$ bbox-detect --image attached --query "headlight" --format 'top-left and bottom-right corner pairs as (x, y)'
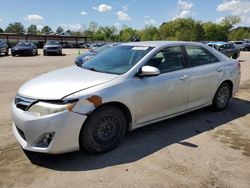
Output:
(28, 102), (75, 117)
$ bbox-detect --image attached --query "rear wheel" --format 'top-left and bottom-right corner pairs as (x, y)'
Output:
(212, 82), (231, 111)
(80, 105), (127, 153)
(11, 53), (16, 57)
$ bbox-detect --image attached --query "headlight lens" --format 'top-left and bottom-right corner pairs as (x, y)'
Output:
(28, 102), (74, 117)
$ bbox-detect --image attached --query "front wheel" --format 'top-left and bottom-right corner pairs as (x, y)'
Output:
(212, 82), (231, 111)
(232, 53), (238, 59)
(80, 105), (127, 153)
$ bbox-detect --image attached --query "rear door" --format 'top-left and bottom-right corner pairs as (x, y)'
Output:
(184, 45), (224, 109)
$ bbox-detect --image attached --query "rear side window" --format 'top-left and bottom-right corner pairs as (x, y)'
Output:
(185, 45), (219, 67)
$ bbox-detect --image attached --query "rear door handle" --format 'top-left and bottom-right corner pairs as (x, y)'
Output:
(180, 74), (189, 81)
(216, 67), (223, 72)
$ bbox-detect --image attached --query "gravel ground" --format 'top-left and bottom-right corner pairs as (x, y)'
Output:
(0, 49), (249, 188)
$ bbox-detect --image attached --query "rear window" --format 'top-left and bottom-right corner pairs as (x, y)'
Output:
(185, 45), (219, 67)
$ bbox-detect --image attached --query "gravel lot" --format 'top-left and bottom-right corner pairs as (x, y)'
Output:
(0, 49), (249, 188)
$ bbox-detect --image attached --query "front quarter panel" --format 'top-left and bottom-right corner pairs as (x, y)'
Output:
(64, 78), (137, 129)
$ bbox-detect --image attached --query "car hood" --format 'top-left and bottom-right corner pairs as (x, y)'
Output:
(44, 45), (60, 48)
(12, 47), (32, 50)
(18, 66), (118, 100)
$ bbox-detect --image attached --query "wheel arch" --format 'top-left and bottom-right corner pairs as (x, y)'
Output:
(100, 101), (132, 130)
(220, 80), (233, 96)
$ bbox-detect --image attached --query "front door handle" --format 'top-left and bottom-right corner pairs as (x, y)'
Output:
(180, 74), (189, 81)
(216, 67), (223, 72)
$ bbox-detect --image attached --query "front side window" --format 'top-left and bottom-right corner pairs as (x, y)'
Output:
(82, 45), (153, 75)
(147, 46), (185, 73)
(185, 45), (219, 67)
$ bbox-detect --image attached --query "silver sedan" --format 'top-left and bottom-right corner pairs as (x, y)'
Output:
(12, 41), (241, 154)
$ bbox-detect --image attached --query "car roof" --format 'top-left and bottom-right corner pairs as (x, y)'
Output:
(121, 41), (204, 47)
(207, 42), (228, 46)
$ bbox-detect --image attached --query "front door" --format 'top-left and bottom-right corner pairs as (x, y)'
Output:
(133, 46), (189, 125)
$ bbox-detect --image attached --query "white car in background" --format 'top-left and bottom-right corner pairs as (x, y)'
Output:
(230, 41), (246, 51)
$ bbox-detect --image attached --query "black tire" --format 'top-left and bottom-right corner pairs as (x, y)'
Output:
(11, 53), (15, 57)
(43, 52), (47, 56)
(232, 53), (238, 59)
(212, 82), (232, 111)
(80, 105), (127, 153)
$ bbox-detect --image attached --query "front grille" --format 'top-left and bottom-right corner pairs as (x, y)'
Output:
(15, 95), (37, 111)
(47, 47), (58, 50)
(16, 125), (26, 141)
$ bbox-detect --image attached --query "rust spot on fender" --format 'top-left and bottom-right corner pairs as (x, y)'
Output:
(87, 95), (103, 108)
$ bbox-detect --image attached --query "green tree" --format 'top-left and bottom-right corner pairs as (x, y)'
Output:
(119, 27), (138, 41)
(56, 26), (64, 34)
(41, 26), (52, 34)
(221, 15), (241, 31)
(5, 22), (25, 33)
(88, 21), (98, 33)
(228, 27), (250, 40)
(0, 27), (3, 33)
(202, 22), (227, 41)
(194, 22), (205, 41)
(159, 18), (199, 41)
(27, 24), (37, 34)
(139, 25), (160, 41)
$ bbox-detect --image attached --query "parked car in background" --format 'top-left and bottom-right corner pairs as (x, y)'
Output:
(11, 42), (38, 56)
(43, 41), (62, 55)
(59, 42), (74, 48)
(0, 40), (9, 56)
(12, 41), (240, 154)
(243, 40), (250, 51)
(207, 42), (240, 59)
(230, 41), (247, 51)
(89, 43), (106, 51)
(78, 43), (90, 48)
(75, 43), (120, 66)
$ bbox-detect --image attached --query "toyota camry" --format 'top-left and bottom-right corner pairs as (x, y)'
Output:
(12, 41), (241, 154)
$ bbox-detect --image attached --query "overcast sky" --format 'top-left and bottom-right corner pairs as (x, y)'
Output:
(0, 0), (249, 31)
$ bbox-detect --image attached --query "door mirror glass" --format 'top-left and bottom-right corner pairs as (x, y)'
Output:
(140, 65), (160, 76)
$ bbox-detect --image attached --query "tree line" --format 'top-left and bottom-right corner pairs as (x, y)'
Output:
(0, 16), (249, 42)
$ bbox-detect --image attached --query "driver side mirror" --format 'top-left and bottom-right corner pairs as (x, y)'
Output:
(138, 65), (160, 77)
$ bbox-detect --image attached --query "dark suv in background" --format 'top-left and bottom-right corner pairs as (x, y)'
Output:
(0, 40), (9, 56)
(207, 42), (240, 59)
(43, 41), (62, 55)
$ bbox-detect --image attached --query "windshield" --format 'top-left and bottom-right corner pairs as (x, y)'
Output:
(82, 45), (153, 75)
(94, 44), (117, 53)
(46, 41), (59, 45)
(16, 43), (32, 47)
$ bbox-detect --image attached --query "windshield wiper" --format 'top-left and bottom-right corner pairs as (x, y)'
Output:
(83, 66), (102, 73)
